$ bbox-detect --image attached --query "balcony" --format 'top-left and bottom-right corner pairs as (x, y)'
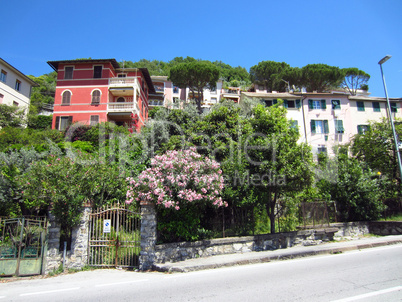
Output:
(107, 102), (136, 112)
(109, 77), (137, 87)
(154, 85), (164, 93)
(149, 100), (164, 107)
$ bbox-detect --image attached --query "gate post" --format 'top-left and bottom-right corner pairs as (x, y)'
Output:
(139, 200), (157, 271)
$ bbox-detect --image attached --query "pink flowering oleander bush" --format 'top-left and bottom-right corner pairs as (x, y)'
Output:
(126, 148), (226, 210)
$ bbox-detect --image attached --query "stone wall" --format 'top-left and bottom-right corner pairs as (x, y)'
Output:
(44, 207), (90, 273)
(154, 228), (339, 264)
(369, 221), (402, 235)
(153, 221), (402, 265)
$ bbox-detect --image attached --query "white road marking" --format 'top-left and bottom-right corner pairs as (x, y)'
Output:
(20, 287), (80, 296)
(95, 279), (148, 287)
(330, 285), (402, 302)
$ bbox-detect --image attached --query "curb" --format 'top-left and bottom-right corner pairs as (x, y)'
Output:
(153, 238), (402, 273)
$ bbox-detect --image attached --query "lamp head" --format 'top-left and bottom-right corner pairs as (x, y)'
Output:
(379, 55), (392, 65)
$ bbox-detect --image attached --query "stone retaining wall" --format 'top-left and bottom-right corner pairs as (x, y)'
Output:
(153, 221), (402, 265)
(154, 228), (339, 264)
(369, 221), (402, 235)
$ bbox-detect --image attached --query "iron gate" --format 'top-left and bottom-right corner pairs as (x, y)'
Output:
(88, 204), (141, 268)
(0, 217), (47, 276)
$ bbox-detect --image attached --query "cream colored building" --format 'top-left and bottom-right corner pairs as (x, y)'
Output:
(240, 91), (402, 158)
(0, 58), (38, 112)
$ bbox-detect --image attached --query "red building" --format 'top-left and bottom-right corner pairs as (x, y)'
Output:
(48, 59), (155, 132)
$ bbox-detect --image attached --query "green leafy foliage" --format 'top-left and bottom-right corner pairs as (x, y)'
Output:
(0, 104), (26, 128)
(27, 115), (53, 130)
(169, 61), (220, 113)
(300, 64), (344, 92)
(317, 152), (384, 221)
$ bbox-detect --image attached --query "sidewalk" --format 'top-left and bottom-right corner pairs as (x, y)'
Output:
(153, 235), (402, 273)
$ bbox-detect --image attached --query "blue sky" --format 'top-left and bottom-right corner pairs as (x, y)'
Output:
(2, 0), (402, 97)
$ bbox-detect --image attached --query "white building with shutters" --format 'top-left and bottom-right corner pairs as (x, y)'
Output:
(240, 91), (402, 158)
(0, 58), (38, 112)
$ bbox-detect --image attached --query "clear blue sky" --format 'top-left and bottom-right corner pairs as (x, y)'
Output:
(2, 0), (402, 97)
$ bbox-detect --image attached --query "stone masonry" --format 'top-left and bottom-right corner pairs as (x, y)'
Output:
(44, 207), (90, 273)
(139, 201), (157, 271)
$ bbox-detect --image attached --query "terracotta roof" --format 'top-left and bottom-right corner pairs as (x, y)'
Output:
(47, 58), (120, 71)
(242, 92), (300, 99)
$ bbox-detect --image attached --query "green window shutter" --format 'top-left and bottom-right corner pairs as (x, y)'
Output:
(67, 116), (73, 128)
(273, 99), (278, 105)
(296, 99), (301, 108)
(357, 125), (362, 134)
(372, 102), (380, 112)
(283, 99), (288, 108)
(55, 116), (60, 130)
(336, 120), (344, 133)
(310, 120), (316, 134)
(321, 99), (327, 109)
(308, 99), (313, 109)
(391, 102), (397, 113)
(323, 120), (329, 134)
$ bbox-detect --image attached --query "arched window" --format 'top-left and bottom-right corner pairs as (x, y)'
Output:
(62, 91), (71, 106)
(92, 90), (101, 105)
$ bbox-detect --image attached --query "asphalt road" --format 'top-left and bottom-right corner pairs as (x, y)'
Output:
(1, 244), (402, 301)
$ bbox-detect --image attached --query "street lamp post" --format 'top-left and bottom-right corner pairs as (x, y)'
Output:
(378, 55), (402, 184)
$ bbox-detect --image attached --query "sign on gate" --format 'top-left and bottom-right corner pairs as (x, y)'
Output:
(88, 204), (141, 268)
(103, 219), (111, 233)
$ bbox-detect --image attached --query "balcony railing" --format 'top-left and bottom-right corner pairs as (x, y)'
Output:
(149, 100), (164, 106)
(109, 77), (136, 86)
(107, 102), (135, 112)
(154, 85), (164, 93)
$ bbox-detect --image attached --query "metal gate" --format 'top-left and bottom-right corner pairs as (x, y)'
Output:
(0, 217), (47, 276)
(88, 204), (141, 268)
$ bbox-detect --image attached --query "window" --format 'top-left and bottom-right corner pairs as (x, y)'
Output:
(13, 101), (19, 106)
(210, 86), (217, 93)
(0, 93), (3, 104)
(308, 99), (326, 110)
(90, 115), (99, 126)
(0, 70), (7, 83)
(262, 99), (278, 107)
(93, 66), (103, 78)
(317, 145), (327, 154)
(357, 125), (370, 135)
(116, 97), (125, 103)
(284, 99), (301, 109)
(211, 97), (217, 103)
(334, 120), (344, 134)
(391, 102), (398, 113)
(311, 120), (329, 134)
(62, 91), (71, 105)
(15, 80), (21, 91)
(332, 100), (341, 110)
(117, 73), (127, 78)
(372, 102), (381, 112)
(290, 120), (298, 129)
(64, 67), (73, 79)
(357, 101), (365, 111)
(91, 90), (101, 105)
(284, 100), (294, 108)
(55, 116), (73, 131)
(173, 86), (179, 94)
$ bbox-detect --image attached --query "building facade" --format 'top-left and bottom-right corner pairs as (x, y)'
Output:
(0, 58), (38, 112)
(48, 59), (155, 132)
(240, 91), (402, 158)
(149, 76), (223, 111)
